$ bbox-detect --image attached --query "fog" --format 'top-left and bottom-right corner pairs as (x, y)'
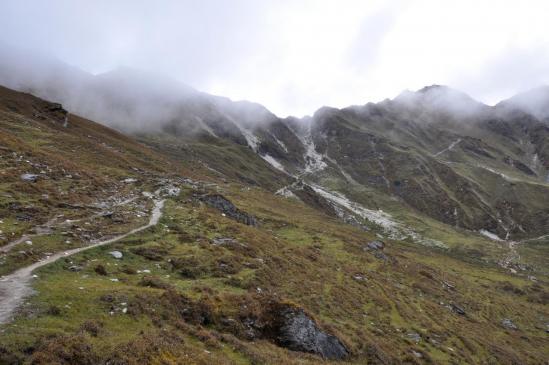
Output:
(1, 0), (549, 121)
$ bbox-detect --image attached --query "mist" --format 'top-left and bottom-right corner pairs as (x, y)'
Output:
(1, 0), (549, 119)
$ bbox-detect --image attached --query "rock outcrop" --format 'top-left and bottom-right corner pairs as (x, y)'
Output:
(199, 194), (258, 226)
(264, 303), (348, 360)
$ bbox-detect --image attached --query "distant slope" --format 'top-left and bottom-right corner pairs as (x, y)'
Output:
(0, 85), (184, 276)
(2, 46), (549, 241)
(0, 84), (548, 365)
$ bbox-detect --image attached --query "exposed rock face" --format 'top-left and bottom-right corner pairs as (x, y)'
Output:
(366, 240), (385, 251)
(200, 194), (258, 226)
(266, 304), (348, 360)
(290, 182), (337, 217)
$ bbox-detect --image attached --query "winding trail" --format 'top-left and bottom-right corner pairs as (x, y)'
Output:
(0, 196), (138, 254)
(1, 218), (57, 254)
(0, 199), (165, 324)
(434, 138), (462, 157)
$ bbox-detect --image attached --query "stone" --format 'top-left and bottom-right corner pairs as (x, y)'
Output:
(366, 240), (385, 251)
(20, 173), (39, 182)
(109, 251), (123, 259)
(374, 251), (389, 261)
(211, 237), (238, 246)
(407, 332), (421, 343)
(101, 211), (114, 218)
(450, 303), (465, 315)
(501, 318), (518, 330)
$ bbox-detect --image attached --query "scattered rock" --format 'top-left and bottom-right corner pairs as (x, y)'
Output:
(211, 237), (238, 246)
(501, 318), (518, 330)
(407, 332), (421, 343)
(16, 213), (33, 222)
(109, 251), (123, 259)
(442, 281), (456, 291)
(68, 265), (83, 272)
(101, 211), (114, 218)
(373, 251), (389, 261)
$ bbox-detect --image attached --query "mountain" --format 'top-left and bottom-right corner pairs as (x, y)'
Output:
(3, 47), (549, 242)
(497, 85), (549, 120)
(0, 57), (548, 363)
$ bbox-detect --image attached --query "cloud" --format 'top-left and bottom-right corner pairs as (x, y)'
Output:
(452, 47), (549, 105)
(0, 0), (548, 116)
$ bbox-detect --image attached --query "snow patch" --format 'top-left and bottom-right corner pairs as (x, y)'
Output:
(240, 127), (260, 151)
(195, 116), (218, 138)
(276, 186), (299, 199)
(291, 123), (326, 174)
(262, 154), (286, 173)
(479, 229), (502, 241)
(311, 185), (447, 248)
(272, 134), (289, 153)
(226, 115), (260, 151)
(301, 132), (327, 173)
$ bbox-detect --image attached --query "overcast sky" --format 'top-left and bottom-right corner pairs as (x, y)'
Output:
(1, 0), (548, 117)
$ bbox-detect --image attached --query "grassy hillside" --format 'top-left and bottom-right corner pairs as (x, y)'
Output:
(0, 86), (547, 364)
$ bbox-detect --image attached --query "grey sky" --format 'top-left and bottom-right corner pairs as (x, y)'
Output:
(1, 0), (548, 116)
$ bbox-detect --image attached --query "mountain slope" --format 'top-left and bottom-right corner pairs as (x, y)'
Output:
(0, 84), (548, 364)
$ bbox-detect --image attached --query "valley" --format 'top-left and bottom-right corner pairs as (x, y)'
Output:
(0, 75), (547, 364)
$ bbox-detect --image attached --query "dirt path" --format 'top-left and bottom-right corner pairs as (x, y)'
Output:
(0, 196), (138, 254)
(0, 217), (57, 254)
(0, 199), (165, 324)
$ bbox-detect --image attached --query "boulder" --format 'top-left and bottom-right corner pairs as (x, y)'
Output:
(109, 251), (123, 259)
(366, 240), (385, 251)
(450, 303), (465, 315)
(501, 318), (518, 330)
(266, 304), (348, 360)
(20, 173), (39, 182)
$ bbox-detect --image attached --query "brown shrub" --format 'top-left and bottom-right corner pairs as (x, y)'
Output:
(138, 276), (172, 290)
(79, 320), (103, 337)
(30, 334), (99, 365)
(94, 264), (108, 276)
(130, 245), (169, 261)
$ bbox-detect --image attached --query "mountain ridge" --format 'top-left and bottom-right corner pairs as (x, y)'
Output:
(0, 80), (548, 364)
